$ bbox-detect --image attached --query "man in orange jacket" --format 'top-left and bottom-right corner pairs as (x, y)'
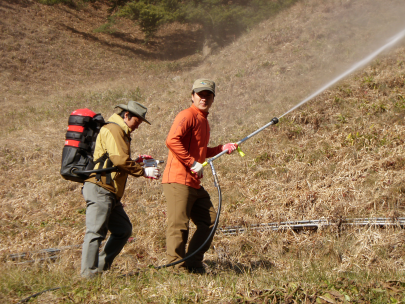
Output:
(162, 79), (238, 273)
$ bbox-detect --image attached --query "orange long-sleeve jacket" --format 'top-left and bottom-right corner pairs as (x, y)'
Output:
(162, 104), (223, 189)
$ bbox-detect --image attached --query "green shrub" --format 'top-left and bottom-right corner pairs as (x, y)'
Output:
(37, 0), (300, 42)
(93, 17), (117, 34)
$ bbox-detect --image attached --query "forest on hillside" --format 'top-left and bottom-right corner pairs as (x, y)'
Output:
(37, 0), (298, 40)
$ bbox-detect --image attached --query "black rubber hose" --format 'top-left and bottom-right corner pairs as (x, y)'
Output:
(154, 161), (222, 270)
(17, 288), (62, 304)
(121, 161), (223, 275)
(18, 161), (223, 301)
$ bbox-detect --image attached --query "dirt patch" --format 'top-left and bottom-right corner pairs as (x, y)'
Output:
(0, 0), (204, 103)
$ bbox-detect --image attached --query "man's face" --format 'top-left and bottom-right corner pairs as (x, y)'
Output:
(124, 113), (143, 132)
(192, 90), (214, 113)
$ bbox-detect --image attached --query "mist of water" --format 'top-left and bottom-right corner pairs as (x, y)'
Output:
(278, 27), (405, 119)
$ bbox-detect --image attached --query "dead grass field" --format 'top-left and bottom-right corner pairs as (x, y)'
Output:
(1, 0), (405, 302)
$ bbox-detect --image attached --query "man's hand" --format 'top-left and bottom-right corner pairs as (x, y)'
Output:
(135, 154), (153, 163)
(190, 161), (204, 178)
(222, 143), (238, 154)
(144, 167), (161, 179)
(195, 167), (204, 179)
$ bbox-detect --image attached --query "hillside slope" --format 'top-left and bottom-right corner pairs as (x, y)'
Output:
(0, 0), (203, 104)
(2, 0), (405, 302)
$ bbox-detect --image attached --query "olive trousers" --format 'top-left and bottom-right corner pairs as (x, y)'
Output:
(81, 182), (132, 278)
(163, 183), (217, 268)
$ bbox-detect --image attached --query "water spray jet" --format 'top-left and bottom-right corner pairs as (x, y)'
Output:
(206, 27), (405, 163)
(279, 27), (405, 120)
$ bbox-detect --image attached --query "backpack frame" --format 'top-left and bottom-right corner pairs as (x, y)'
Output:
(60, 108), (116, 183)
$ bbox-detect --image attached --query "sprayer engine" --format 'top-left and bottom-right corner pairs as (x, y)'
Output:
(143, 159), (164, 168)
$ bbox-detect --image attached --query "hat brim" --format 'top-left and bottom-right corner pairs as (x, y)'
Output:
(193, 88), (215, 96)
(115, 104), (151, 125)
(134, 115), (151, 125)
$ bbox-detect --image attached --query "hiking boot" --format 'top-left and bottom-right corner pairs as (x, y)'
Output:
(81, 271), (102, 280)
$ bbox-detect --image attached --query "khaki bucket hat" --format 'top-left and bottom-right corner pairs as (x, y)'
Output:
(192, 79), (216, 96)
(115, 101), (151, 125)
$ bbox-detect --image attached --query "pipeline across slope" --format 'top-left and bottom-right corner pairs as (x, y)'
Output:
(217, 217), (405, 236)
(6, 217), (405, 263)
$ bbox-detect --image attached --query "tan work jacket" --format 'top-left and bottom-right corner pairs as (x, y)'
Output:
(86, 113), (144, 198)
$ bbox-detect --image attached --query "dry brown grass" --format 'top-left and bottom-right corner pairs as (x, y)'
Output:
(2, 0), (405, 302)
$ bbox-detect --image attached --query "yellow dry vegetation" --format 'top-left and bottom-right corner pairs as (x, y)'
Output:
(1, 0), (405, 302)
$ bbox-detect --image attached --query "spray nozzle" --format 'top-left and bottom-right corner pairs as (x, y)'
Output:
(202, 144), (246, 167)
(271, 117), (279, 125)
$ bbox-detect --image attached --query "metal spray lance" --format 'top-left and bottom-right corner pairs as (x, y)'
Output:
(202, 117), (279, 166)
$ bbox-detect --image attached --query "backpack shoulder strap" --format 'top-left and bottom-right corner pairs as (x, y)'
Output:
(93, 122), (124, 185)
(104, 121), (131, 141)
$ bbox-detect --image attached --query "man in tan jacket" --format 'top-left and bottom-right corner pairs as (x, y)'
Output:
(81, 100), (160, 279)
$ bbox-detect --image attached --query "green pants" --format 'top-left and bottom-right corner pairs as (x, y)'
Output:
(81, 182), (132, 278)
(163, 183), (217, 268)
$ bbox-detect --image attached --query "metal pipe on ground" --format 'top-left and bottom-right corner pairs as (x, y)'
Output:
(7, 218), (404, 262)
(218, 218), (405, 236)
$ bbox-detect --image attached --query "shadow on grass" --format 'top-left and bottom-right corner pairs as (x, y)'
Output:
(206, 259), (273, 274)
(59, 24), (153, 58)
(59, 24), (204, 61)
(1, 0), (32, 7)
(4, 0), (301, 64)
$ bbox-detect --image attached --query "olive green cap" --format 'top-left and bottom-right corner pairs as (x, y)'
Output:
(115, 101), (151, 125)
(192, 79), (215, 96)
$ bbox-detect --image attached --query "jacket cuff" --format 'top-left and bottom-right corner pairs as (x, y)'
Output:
(187, 157), (195, 168)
